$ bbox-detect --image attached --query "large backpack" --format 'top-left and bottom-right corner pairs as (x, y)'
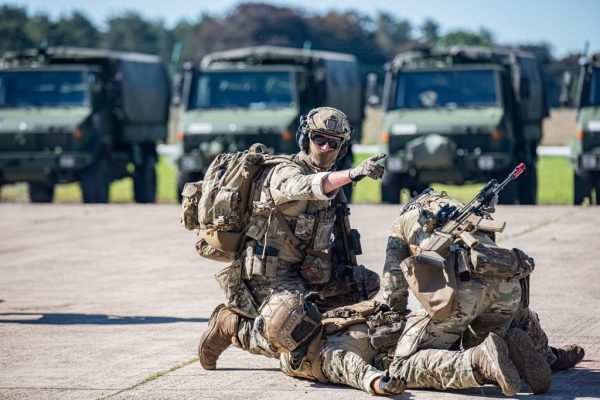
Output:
(180, 143), (295, 263)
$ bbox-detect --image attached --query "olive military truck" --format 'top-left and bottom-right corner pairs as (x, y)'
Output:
(380, 46), (548, 204)
(176, 46), (363, 201)
(0, 47), (170, 203)
(571, 52), (600, 204)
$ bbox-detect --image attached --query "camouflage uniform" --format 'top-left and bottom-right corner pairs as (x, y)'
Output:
(220, 108), (380, 358)
(279, 302), (496, 394)
(382, 192), (522, 366)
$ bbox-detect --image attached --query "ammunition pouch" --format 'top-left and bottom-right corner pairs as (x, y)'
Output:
(243, 241), (280, 279)
(400, 253), (457, 320)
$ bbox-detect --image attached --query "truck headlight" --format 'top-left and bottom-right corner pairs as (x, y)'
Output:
(180, 156), (201, 172)
(477, 155), (495, 170)
(386, 156), (404, 172)
(59, 155), (76, 168)
(581, 154), (598, 169)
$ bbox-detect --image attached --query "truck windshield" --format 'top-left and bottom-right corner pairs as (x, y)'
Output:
(191, 71), (294, 109)
(394, 69), (499, 109)
(583, 67), (600, 107)
(0, 70), (88, 108)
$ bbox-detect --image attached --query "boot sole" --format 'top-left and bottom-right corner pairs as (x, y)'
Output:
(484, 333), (521, 397)
(198, 304), (226, 370)
(506, 328), (552, 394)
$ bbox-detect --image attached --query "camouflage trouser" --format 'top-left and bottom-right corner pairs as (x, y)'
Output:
(391, 277), (521, 366)
(232, 266), (380, 358)
(279, 323), (384, 395)
(511, 305), (558, 366)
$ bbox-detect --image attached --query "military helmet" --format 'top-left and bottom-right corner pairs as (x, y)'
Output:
(304, 107), (352, 141)
(260, 291), (322, 353)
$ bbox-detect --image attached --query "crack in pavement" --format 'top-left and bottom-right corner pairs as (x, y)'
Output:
(96, 357), (198, 399)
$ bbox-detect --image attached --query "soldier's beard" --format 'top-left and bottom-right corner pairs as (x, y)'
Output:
(308, 141), (340, 169)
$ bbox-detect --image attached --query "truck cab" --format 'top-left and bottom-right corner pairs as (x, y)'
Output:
(380, 46), (547, 204)
(0, 47), (170, 203)
(177, 46), (363, 201)
(571, 53), (600, 204)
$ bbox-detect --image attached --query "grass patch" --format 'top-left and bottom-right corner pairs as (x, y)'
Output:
(1, 154), (574, 205)
(351, 154), (573, 205)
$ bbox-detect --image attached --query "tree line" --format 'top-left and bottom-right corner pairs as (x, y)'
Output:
(0, 2), (579, 106)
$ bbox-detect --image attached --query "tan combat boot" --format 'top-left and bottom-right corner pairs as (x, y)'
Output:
(198, 304), (239, 370)
(506, 328), (552, 394)
(550, 344), (585, 371)
(471, 332), (521, 397)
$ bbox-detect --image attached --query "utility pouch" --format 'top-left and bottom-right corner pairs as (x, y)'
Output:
(400, 253), (457, 320)
(180, 182), (203, 230)
(368, 320), (406, 350)
(294, 214), (316, 241)
(313, 219), (334, 251)
(469, 243), (519, 279)
(215, 260), (259, 318)
(300, 254), (332, 284)
(246, 214), (269, 242)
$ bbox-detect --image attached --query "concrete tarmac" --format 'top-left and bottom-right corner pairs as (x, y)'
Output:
(1, 204), (598, 399)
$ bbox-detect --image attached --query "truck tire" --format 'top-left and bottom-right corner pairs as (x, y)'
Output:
(518, 163), (537, 205)
(133, 149), (157, 204)
(80, 155), (111, 203)
(574, 171), (593, 205)
(177, 171), (203, 203)
(29, 182), (55, 203)
(381, 172), (401, 204)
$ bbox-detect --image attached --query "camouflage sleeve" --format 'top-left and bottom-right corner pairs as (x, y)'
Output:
(382, 235), (411, 314)
(269, 163), (338, 204)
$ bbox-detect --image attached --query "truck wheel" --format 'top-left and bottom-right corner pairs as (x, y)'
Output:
(29, 182), (55, 203)
(518, 163), (537, 205)
(177, 171), (203, 203)
(80, 155), (110, 203)
(574, 171), (593, 205)
(133, 150), (157, 203)
(381, 173), (401, 204)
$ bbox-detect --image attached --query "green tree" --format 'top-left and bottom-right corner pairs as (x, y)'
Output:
(52, 11), (99, 48)
(373, 12), (412, 59)
(0, 5), (34, 52)
(420, 18), (440, 43)
(102, 11), (165, 55)
(438, 28), (495, 47)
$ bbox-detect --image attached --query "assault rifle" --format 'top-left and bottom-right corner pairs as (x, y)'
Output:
(416, 163), (526, 272)
(334, 193), (369, 301)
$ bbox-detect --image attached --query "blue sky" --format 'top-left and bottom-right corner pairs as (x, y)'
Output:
(8, 0), (600, 56)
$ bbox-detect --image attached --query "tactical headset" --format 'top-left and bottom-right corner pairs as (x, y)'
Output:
(296, 109), (352, 160)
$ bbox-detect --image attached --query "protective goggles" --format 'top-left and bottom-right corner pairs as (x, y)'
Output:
(309, 132), (343, 150)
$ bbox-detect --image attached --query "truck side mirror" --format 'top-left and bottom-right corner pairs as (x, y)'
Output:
(559, 71), (573, 107)
(366, 73), (380, 106)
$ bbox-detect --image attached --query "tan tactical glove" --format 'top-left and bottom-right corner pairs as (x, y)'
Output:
(348, 153), (386, 182)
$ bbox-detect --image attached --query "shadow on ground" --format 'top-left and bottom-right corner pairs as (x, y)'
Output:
(0, 312), (207, 325)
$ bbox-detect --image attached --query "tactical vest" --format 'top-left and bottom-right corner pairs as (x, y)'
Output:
(242, 153), (344, 283)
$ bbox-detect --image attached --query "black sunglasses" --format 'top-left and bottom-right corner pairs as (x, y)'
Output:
(310, 132), (343, 150)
